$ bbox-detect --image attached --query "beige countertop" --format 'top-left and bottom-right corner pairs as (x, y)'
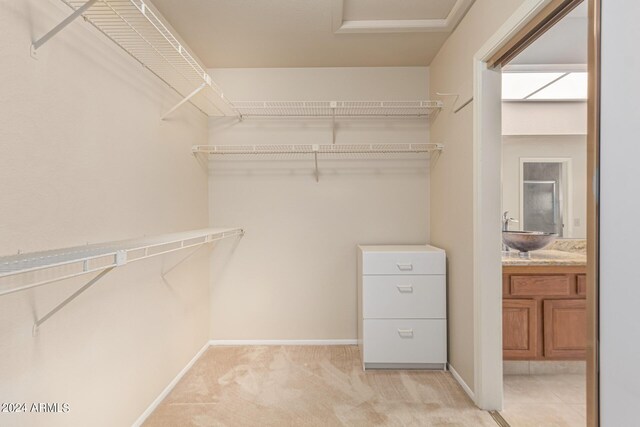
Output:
(502, 249), (587, 266)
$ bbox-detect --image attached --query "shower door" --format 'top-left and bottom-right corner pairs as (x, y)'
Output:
(521, 161), (565, 236)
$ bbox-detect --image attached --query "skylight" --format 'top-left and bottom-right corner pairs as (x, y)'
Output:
(502, 72), (587, 100)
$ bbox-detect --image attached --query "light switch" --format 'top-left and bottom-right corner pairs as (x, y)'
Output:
(574, 218), (581, 227)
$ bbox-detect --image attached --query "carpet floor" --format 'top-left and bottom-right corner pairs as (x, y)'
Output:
(143, 345), (496, 427)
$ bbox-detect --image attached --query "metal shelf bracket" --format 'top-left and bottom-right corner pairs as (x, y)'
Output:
(32, 266), (114, 337)
(161, 83), (206, 120)
(31, 0), (98, 58)
(330, 101), (337, 144)
(312, 144), (320, 182)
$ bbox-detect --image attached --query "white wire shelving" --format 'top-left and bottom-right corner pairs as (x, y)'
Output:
(232, 101), (443, 118)
(32, 0), (237, 118)
(0, 227), (244, 334)
(193, 143), (443, 182)
(230, 101), (442, 143)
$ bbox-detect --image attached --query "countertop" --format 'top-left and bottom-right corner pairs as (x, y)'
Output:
(502, 249), (587, 266)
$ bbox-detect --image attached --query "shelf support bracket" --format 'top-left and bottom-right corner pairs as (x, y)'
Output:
(31, 0), (99, 57)
(161, 83), (206, 120)
(32, 266), (115, 337)
(330, 101), (337, 144)
(313, 145), (320, 182)
(161, 245), (203, 280)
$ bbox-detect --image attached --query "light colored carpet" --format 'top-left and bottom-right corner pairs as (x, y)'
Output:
(144, 346), (495, 427)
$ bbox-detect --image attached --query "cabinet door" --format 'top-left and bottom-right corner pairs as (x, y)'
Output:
(543, 299), (587, 359)
(503, 299), (538, 359)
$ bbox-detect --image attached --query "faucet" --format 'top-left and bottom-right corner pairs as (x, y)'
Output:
(502, 211), (519, 251)
(502, 211), (519, 232)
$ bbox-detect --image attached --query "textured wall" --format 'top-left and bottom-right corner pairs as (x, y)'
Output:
(0, 1), (210, 425)
(207, 67), (430, 340)
(428, 0), (527, 391)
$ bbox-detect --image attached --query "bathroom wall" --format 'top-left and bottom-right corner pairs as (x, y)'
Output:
(0, 1), (210, 425)
(207, 67), (430, 340)
(503, 101), (587, 136)
(502, 135), (587, 238)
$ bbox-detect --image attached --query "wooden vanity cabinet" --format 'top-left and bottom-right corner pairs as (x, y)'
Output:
(503, 265), (587, 360)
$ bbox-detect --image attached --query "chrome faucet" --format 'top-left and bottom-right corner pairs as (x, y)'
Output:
(502, 211), (519, 232)
(502, 211), (519, 251)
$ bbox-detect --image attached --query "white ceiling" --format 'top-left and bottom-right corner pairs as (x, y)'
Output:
(510, 2), (587, 66)
(151, 0), (474, 68)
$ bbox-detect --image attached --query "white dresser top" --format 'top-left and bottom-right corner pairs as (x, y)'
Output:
(358, 244), (444, 253)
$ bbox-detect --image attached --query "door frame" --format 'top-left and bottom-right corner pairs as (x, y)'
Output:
(471, 0), (598, 420)
(519, 157), (573, 237)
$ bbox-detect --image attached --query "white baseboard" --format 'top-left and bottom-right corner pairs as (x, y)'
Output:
(448, 363), (475, 401)
(132, 342), (210, 427)
(209, 339), (358, 346)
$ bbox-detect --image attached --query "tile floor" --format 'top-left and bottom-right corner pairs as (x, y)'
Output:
(501, 373), (586, 427)
(144, 345), (497, 427)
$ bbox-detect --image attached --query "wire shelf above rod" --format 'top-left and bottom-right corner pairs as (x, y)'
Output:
(231, 101), (443, 118)
(193, 143), (443, 182)
(193, 143), (444, 156)
(39, 0), (237, 117)
(0, 227), (244, 297)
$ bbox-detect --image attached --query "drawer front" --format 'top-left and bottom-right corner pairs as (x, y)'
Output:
(362, 251), (445, 275)
(363, 275), (446, 319)
(510, 275), (571, 296)
(363, 319), (447, 364)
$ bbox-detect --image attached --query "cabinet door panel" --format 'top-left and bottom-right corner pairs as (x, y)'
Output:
(503, 299), (538, 359)
(543, 299), (587, 359)
(577, 275), (587, 296)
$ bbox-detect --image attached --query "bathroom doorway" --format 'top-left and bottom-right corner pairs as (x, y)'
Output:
(496, 2), (590, 426)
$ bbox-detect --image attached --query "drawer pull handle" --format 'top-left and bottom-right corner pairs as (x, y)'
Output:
(397, 329), (414, 337)
(396, 285), (414, 293)
(396, 263), (413, 271)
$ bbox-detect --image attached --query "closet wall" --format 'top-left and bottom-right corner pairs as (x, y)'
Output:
(207, 67), (430, 340)
(0, 1), (209, 426)
(429, 0), (528, 393)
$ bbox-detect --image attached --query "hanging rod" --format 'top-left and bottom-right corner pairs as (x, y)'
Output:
(33, 0), (238, 117)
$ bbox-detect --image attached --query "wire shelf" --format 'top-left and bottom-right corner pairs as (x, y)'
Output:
(0, 227), (244, 296)
(193, 143), (443, 156)
(232, 101), (443, 118)
(58, 0), (237, 116)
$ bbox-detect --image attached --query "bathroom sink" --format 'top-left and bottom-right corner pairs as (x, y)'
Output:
(502, 231), (557, 256)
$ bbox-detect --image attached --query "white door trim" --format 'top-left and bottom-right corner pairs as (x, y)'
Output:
(472, 0), (554, 410)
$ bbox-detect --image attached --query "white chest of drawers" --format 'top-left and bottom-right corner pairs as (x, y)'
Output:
(357, 245), (447, 370)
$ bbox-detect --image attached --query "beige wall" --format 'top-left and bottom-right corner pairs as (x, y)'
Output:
(429, 0), (527, 392)
(502, 135), (587, 238)
(503, 101), (587, 135)
(0, 1), (210, 425)
(207, 67), (430, 340)
(503, 101), (587, 238)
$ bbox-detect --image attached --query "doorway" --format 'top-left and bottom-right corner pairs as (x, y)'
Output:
(472, 0), (598, 426)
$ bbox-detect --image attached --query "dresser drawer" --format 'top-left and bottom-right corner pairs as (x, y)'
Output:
(363, 319), (446, 364)
(361, 248), (445, 275)
(362, 275), (446, 319)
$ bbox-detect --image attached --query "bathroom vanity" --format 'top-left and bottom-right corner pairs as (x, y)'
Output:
(502, 249), (587, 360)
